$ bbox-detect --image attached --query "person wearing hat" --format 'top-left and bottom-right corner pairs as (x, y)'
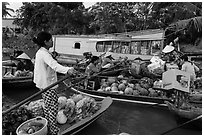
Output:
(16, 53), (34, 71)
(33, 31), (76, 135)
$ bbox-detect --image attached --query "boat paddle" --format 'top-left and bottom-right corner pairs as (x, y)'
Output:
(160, 115), (202, 135)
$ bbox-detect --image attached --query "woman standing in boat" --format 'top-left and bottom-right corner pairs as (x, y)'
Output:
(33, 31), (76, 135)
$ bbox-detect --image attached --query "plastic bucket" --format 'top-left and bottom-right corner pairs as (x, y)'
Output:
(16, 116), (48, 135)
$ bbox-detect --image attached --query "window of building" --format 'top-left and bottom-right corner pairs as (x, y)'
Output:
(96, 41), (104, 52)
(151, 40), (162, 55)
(74, 42), (80, 49)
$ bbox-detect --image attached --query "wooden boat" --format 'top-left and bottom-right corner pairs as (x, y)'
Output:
(58, 96), (112, 135)
(2, 76), (35, 88)
(70, 87), (172, 106)
(165, 101), (202, 120)
(165, 101), (202, 129)
(2, 63), (35, 88)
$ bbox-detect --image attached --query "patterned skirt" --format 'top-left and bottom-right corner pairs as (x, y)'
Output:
(42, 89), (59, 135)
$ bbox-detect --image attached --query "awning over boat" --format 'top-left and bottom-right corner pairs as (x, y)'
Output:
(89, 38), (131, 42)
(131, 32), (165, 41)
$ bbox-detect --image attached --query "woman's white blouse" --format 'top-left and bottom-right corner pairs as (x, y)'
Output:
(34, 47), (71, 89)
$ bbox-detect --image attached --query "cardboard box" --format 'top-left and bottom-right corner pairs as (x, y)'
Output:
(162, 69), (190, 93)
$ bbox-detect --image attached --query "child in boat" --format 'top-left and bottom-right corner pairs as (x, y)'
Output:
(33, 31), (76, 135)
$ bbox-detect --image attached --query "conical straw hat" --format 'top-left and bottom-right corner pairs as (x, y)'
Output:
(16, 53), (31, 60)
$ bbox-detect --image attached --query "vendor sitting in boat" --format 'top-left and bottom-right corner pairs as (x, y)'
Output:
(78, 52), (93, 66)
(13, 53), (34, 77)
(85, 56), (101, 76)
(85, 56), (101, 90)
(16, 53), (34, 72)
(101, 52), (116, 70)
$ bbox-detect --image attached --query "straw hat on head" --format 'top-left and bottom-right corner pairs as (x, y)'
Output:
(162, 43), (175, 53)
(16, 53), (31, 60)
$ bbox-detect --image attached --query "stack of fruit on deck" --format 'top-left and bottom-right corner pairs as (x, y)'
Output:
(96, 75), (171, 99)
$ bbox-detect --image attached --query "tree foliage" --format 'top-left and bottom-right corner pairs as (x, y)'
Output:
(11, 2), (202, 35)
(14, 2), (86, 34)
(2, 2), (14, 18)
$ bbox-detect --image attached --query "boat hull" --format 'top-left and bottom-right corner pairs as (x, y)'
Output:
(58, 96), (112, 135)
(71, 87), (171, 106)
(165, 101), (202, 129)
(2, 76), (35, 88)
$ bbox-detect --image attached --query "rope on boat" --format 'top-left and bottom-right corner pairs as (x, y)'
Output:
(161, 115), (202, 135)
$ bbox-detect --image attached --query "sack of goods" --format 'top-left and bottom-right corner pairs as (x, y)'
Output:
(25, 99), (45, 117)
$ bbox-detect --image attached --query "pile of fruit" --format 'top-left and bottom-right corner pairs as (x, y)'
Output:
(2, 107), (33, 135)
(97, 75), (165, 98)
(14, 70), (33, 77)
(56, 94), (101, 124)
(3, 70), (33, 78)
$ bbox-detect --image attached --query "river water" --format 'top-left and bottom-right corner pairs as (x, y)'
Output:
(2, 77), (202, 135)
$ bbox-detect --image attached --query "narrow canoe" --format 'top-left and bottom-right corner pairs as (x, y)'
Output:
(71, 87), (172, 107)
(58, 96), (112, 135)
(2, 76), (35, 88)
(165, 101), (202, 129)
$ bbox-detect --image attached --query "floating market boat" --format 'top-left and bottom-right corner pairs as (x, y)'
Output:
(70, 87), (172, 106)
(2, 76), (35, 88)
(165, 101), (202, 129)
(58, 96), (112, 135)
(64, 74), (172, 106)
(4, 96), (112, 135)
(2, 61), (35, 88)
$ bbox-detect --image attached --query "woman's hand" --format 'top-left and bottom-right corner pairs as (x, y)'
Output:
(67, 67), (77, 75)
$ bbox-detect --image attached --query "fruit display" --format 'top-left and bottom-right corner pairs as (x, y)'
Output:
(2, 107), (33, 135)
(14, 70), (33, 77)
(56, 94), (101, 124)
(97, 76), (165, 98)
(3, 70), (33, 78)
